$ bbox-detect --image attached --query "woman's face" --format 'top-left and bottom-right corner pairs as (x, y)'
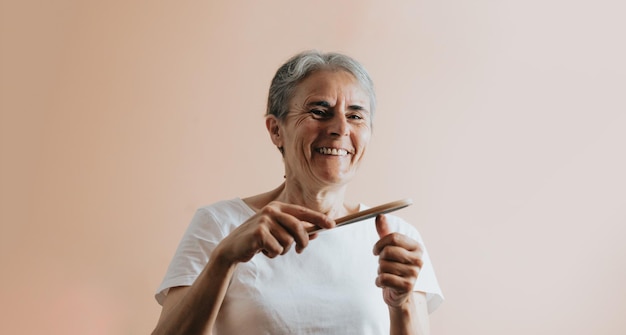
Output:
(267, 70), (372, 188)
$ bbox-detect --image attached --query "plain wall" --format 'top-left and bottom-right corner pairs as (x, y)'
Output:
(1, 0), (625, 334)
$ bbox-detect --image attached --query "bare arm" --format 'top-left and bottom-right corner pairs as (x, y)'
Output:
(152, 253), (235, 335)
(388, 292), (430, 335)
(374, 214), (431, 335)
(152, 202), (335, 335)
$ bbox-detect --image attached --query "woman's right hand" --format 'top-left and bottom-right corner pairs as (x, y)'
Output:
(213, 201), (336, 264)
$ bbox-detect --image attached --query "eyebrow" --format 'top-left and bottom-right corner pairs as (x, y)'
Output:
(308, 101), (331, 108)
(308, 101), (369, 112)
(348, 104), (366, 111)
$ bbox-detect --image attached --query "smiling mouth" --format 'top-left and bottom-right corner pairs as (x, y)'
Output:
(316, 147), (350, 156)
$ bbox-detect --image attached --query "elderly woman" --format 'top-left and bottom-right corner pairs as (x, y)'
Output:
(153, 51), (443, 335)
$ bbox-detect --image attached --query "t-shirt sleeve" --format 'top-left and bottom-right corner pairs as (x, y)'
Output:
(155, 207), (225, 305)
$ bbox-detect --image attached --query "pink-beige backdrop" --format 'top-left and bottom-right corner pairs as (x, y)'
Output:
(1, 1), (625, 334)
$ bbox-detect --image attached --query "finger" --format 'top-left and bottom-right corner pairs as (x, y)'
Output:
(375, 214), (392, 238)
(268, 202), (337, 251)
(373, 232), (421, 256)
(375, 273), (415, 293)
(378, 259), (421, 279)
(259, 205), (305, 249)
(378, 245), (424, 267)
(277, 203), (336, 230)
(268, 208), (311, 252)
(246, 214), (288, 258)
(259, 233), (285, 258)
(268, 222), (297, 255)
(246, 215), (291, 257)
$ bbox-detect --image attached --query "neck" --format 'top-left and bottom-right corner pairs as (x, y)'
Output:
(243, 180), (359, 219)
(276, 181), (349, 218)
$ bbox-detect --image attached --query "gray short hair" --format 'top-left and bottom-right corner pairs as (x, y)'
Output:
(266, 50), (376, 121)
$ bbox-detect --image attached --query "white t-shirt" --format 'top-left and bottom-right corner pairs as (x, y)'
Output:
(156, 198), (444, 334)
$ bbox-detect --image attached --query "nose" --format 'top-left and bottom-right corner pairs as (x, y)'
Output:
(327, 112), (349, 137)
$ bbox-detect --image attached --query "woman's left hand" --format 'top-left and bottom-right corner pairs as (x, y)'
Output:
(373, 214), (424, 308)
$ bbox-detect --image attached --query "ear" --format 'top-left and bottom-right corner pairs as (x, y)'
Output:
(266, 115), (283, 147)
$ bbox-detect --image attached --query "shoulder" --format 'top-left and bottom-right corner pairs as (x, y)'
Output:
(186, 198), (256, 239)
(197, 198), (254, 220)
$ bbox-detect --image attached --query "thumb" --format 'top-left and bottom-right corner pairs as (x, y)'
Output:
(375, 214), (392, 238)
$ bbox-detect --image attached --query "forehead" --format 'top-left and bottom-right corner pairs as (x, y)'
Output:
(291, 70), (370, 106)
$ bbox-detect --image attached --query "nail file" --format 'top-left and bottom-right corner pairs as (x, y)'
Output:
(307, 198), (413, 235)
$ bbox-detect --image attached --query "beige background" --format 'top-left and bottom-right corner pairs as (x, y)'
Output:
(1, 0), (625, 334)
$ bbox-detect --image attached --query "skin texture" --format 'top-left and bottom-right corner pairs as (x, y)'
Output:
(152, 70), (430, 335)
(265, 69), (372, 216)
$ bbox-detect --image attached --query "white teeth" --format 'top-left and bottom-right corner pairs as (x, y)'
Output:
(318, 148), (348, 156)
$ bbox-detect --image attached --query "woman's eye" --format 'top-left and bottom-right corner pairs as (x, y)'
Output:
(348, 114), (362, 120)
(310, 109), (328, 117)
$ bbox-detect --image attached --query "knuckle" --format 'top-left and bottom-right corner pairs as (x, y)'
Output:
(378, 248), (390, 259)
(251, 228), (265, 242)
(292, 222), (306, 235)
(388, 233), (401, 245)
(283, 235), (295, 246)
(408, 252), (423, 266)
(294, 206), (307, 216)
(401, 281), (413, 292)
(261, 205), (278, 216)
(414, 248), (424, 259)
(257, 215), (272, 226)
(415, 257), (424, 268)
